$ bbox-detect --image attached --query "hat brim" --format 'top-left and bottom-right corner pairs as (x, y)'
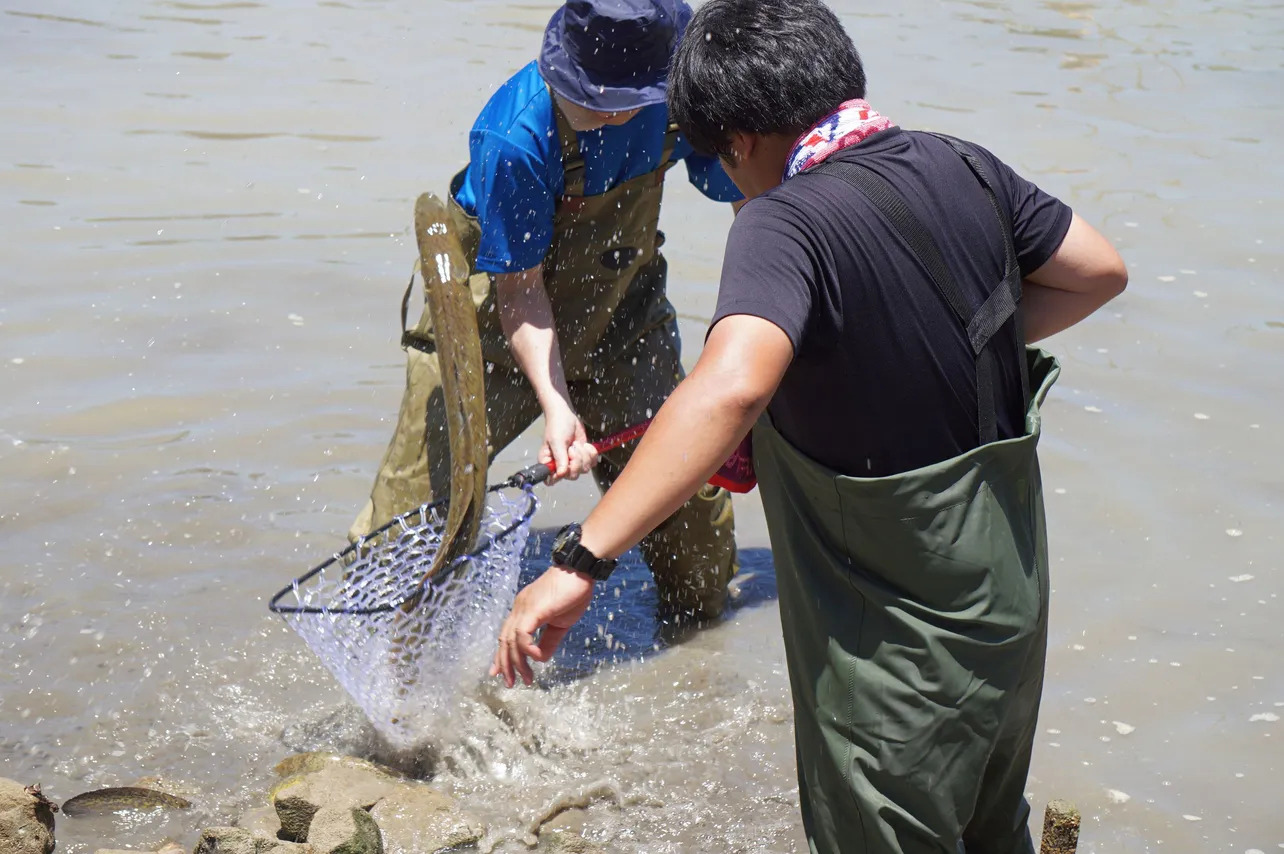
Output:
(537, 5), (683, 113)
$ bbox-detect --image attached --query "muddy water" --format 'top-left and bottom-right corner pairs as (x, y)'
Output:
(2, 0), (1281, 851)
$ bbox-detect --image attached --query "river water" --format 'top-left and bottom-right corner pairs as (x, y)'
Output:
(2, 0), (1281, 851)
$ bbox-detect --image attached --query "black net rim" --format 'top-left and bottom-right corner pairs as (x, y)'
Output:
(267, 484), (536, 616)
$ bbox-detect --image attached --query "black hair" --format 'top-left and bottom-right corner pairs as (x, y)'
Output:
(668, 0), (867, 158)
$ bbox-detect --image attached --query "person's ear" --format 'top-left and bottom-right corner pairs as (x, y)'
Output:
(728, 131), (756, 164)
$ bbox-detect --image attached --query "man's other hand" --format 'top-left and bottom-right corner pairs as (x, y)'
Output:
(490, 566), (593, 687)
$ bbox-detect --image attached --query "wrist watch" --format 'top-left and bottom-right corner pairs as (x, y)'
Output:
(551, 523), (617, 581)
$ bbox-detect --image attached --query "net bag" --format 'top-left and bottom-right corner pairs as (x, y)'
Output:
(270, 486), (537, 749)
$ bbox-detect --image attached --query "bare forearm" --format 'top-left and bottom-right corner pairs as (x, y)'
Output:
(580, 368), (758, 560)
(495, 268), (569, 407)
(1022, 281), (1117, 343)
(577, 315), (793, 561)
(1022, 212), (1127, 342)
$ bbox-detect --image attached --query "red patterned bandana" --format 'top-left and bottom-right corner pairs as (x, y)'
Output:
(784, 99), (895, 180)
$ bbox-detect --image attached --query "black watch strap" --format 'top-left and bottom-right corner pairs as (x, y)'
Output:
(552, 523), (617, 582)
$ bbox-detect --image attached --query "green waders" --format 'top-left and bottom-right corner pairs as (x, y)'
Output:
(351, 98), (737, 618)
(753, 139), (1061, 853)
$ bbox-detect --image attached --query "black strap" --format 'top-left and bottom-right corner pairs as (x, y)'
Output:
(815, 151), (1026, 444)
(927, 133), (1030, 411)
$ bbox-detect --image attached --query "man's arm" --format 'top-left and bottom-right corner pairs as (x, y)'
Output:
(490, 313), (794, 686)
(1021, 212), (1128, 342)
(494, 266), (595, 480)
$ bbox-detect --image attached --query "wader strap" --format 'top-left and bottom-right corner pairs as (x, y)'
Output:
(551, 91), (587, 197)
(816, 158), (1023, 444)
(928, 132), (1031, 411)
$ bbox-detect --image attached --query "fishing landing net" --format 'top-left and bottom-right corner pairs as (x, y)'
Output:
(269, 486), (537, 749)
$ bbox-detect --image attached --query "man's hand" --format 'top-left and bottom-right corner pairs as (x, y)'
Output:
(540, 398), (599, 483)
(490, 566), (594, 687)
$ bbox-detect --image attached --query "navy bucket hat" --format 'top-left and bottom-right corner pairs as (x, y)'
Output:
(538, 0), (693, 113)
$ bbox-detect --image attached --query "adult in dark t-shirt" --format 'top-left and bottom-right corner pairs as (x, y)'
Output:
(492, 1), (1128, 851)
(714, 128), (1073, 476)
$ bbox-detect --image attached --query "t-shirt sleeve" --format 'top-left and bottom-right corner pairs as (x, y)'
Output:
(709, 198), (817, 353)
(682, 151), (745, 204)
(470, 129), (556, 274)
(967, 143), (1074, 277)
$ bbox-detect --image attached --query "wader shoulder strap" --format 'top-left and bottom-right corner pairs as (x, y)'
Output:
(815, 156), (1025, 444)
(926, 132), (1030, 411)
(550, 91), (587, 197)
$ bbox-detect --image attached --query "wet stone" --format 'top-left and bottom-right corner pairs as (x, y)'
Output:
(368, 786), (484, 854)
(272, 754), (400, 781)
(271, 766), (396, 841)
(0, 779), (56, 854)
(306, 806), (382, 854)
(236, 805), (283, 839)
(194, 828), (313, 854)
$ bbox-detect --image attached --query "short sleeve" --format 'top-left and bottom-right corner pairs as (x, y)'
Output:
(967, 143), (1074, 277)
(470, 130), (557, 273)
(682, 151), (744, 204)
(710, 198), (817, 352)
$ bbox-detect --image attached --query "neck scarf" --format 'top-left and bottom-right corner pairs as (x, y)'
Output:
(783, 99), (895, 181)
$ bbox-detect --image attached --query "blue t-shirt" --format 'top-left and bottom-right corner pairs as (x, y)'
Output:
(454, 61), (743, 274)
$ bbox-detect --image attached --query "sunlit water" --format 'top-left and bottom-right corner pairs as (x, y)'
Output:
(2, 0), (1281, 851)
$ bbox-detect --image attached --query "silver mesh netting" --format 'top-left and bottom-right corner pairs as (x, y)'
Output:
(276, 488), (537, 749)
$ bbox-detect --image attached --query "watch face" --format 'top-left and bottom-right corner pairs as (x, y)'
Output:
(552, 523), (580, 563)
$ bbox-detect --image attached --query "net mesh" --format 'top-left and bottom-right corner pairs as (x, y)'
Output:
(274, 488), (537, 749)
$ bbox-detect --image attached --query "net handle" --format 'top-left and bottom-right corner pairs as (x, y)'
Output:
(503, 419), (653, 489)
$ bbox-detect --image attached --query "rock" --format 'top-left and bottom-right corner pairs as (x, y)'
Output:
(272, 767), (396, 842)
(369, 786), (484, 854)
(194, 827), (313, 854)
(272, 755), (400, 781)
(537, 831), (607, 854)
(236, 806), (283, 839)
(0, 778), (56, 854)
(307, 807), (382, 854)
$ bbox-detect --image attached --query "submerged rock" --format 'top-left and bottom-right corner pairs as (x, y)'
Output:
(194, 827), (312, 854)
(306, 807), (383, 854)
(368, 787), (484, 854)
(0, 779), (56, 854)
(236, 806), (283, 839)
(271, 766), (395, 842)
(537, 831), (607, 854)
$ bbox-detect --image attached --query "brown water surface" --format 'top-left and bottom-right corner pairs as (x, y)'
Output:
(2, 0), (1282, 851)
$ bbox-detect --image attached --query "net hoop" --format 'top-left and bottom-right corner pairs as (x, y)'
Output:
(268, 484), (536, 616)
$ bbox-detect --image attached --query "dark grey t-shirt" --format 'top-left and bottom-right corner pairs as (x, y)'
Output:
(712, 128), (1072, 477)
